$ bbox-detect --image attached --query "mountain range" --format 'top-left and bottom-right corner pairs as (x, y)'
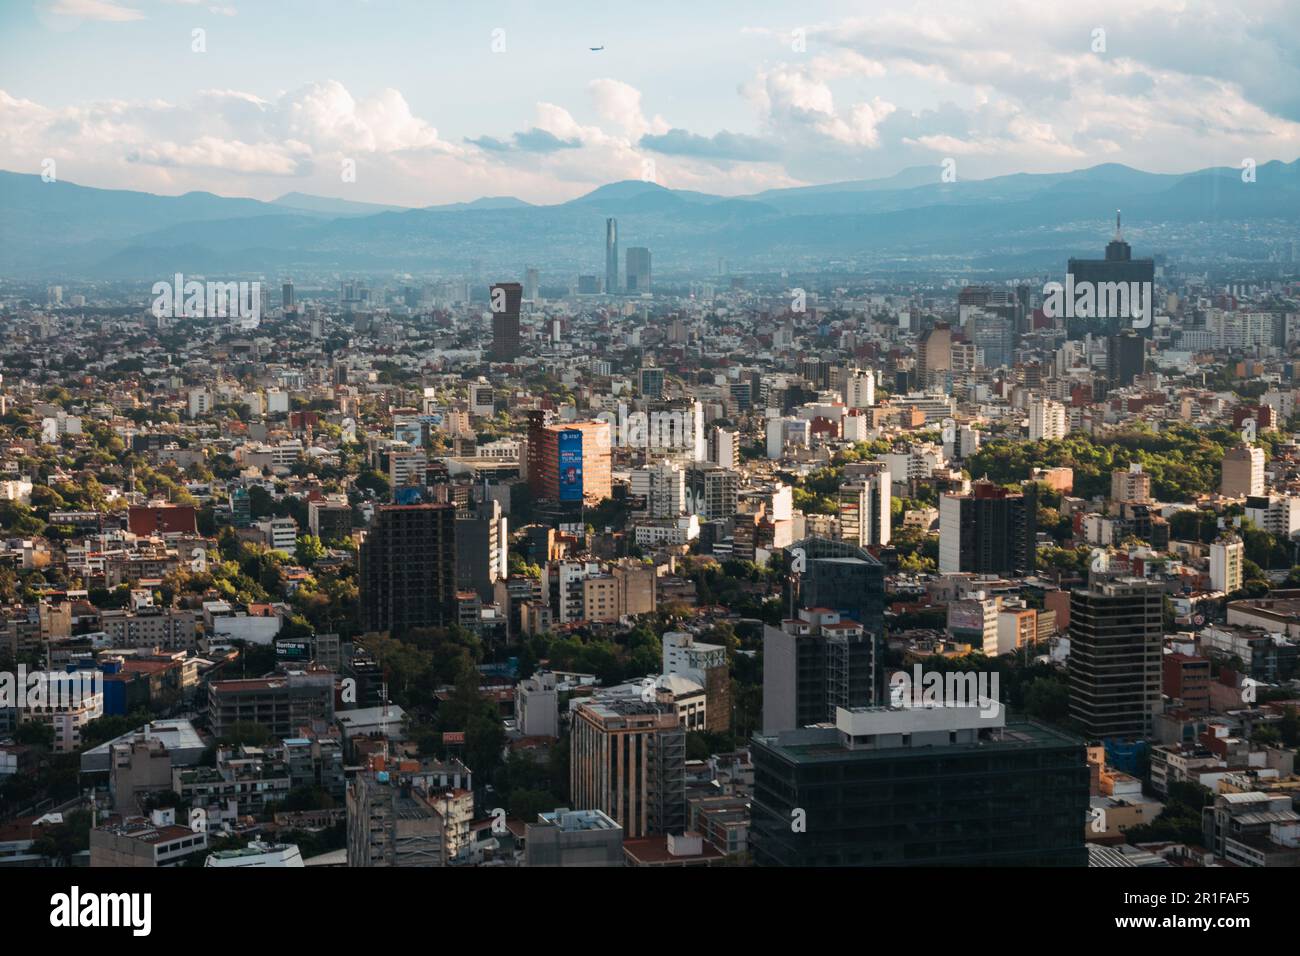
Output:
(1, 159), (1297, 280)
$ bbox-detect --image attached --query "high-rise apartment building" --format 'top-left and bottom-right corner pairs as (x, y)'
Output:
(1221, 443), (1265, 497)
(1067, 576), (1164, 739)
(836, 474), (891, 547)
(686, 465), (739, 521)
(1209, 536), (1244, 594)
(843, 368), (876, 408)
(1028, 398), (1067, 441)
(1110, 463), (1152, 504)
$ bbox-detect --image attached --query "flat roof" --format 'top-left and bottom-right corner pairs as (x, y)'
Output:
(756, 716), (1082, 764)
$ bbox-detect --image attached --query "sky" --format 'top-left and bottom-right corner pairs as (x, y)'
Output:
(1, 0), (1298, 206)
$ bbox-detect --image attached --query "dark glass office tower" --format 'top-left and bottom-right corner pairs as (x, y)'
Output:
(1066, 212), (1156, 339)
(751, 708), (1088, 866)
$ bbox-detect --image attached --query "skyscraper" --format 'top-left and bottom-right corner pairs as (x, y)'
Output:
(604, 218), (619, 294)
(1067, 576), (1164, 739)
(359, 504), (457, 633)
(1065, 212), (1156, 339)
(489, 281), (522, 361)
(625, 246), (651, 293)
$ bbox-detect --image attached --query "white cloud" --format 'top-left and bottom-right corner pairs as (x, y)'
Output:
(45, 0), (144, 21)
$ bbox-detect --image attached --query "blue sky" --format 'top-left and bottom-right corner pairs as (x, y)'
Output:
(2, 0), (1298, 205)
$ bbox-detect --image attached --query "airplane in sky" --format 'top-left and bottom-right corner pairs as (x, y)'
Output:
(590, 45), (604, 51)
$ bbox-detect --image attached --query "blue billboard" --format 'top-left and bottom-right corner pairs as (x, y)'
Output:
(394, 485), (424, 505)
(558, 429), (583, 502)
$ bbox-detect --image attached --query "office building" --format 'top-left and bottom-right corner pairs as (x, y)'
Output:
(455, 498), (506, 601)
(359, 504), (457, 633)
(206, 670), (335, 741)
(526, 419), (612, 504)
(639, 366), (665, 400)
(570, 699), (685, 839)
(1065, 213), (1156, 339)
(1067, 577), (1164, 739)
(751, 706), (1088, 866)
(917, 324), (952, 381)
(794, 536), (886, 636)
(1108, 331), (1145, 388)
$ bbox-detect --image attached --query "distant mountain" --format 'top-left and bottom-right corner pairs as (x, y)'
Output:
(272, 192), (409, 216)
(424, 196), (533, 211)
(1, 160), (1296, 278)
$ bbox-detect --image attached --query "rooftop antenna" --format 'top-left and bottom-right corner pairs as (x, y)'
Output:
(1114, 209), (1122, 241)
